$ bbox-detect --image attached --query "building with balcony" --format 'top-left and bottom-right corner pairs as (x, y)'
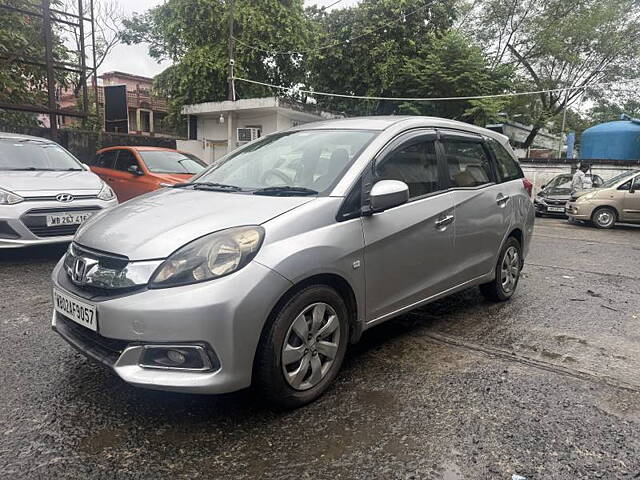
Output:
(52, 71), (171, 136)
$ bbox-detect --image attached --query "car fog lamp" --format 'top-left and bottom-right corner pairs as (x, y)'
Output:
(140, 345), (216, 371)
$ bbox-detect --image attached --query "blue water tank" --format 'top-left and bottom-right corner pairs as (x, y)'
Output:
(581, 115), (640, 160)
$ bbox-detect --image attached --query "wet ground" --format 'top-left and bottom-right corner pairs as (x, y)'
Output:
(1, 217), (639, 479)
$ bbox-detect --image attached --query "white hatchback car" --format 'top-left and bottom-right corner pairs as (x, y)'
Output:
(0, 133), (117, 248)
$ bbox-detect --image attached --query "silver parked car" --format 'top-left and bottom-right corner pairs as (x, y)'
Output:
(51, 117), (534, 407)
(0, 133), (118, 248)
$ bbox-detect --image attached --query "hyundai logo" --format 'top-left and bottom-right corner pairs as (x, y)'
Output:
(56, 193), (74, 202)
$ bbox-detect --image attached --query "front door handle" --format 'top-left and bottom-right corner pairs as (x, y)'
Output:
(435, 214), (455, 230)
(496, 194), (510, 206)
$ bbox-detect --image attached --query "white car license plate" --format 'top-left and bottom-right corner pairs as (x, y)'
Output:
(547, 206), (565, 212)
(46, 212), (94, 227)
(53, 288), (98, 331)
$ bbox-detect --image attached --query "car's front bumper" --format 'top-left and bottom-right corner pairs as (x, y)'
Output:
(0, 197), (117, 248)
(534, 199), (568, 216)
(565, 202), (594, 220)
(51, 258), (292, 394)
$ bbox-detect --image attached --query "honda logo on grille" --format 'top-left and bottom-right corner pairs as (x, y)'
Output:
(72, 258), (87, 284)
(70, 256), (98, 285)
(56, 193), (74, 202)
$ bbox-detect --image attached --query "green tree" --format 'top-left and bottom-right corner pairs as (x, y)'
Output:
(122, 0), (313, 124)
(305, 1), (511, 125)
(467, 0), (640, 147)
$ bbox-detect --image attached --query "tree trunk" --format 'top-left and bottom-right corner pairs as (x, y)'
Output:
(523, 125), (542, 149)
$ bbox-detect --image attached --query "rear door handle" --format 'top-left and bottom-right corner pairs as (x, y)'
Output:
(496, 194), (510, 206)
(435, 214), (455, 230)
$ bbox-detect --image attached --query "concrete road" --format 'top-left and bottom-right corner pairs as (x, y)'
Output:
(1, 218), (639, 479)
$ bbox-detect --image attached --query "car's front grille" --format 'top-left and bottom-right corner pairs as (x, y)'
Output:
(54, 314), (130, 367)
(546, 199), (567, 206)
(23, 194), (98, 202)
(20, 206), (101, 238)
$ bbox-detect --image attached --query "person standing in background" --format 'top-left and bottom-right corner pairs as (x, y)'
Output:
(572, 164), (592, 194)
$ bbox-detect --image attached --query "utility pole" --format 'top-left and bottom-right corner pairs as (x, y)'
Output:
(558, 88), (570, 158)
(42, 0), (58, 139)
(227, 0), (236, 101)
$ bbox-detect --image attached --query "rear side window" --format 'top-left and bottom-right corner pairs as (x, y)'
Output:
(487, 138), (523, 183)
(375, 140), (441, 199)
(442, 140), (493, 188)
(93, 150), (118, 168)
(114, 150), (138, 172)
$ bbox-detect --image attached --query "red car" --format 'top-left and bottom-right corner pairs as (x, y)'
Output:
(89, 146), (207, 202)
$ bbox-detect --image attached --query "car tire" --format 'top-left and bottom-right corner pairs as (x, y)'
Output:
(591, 207), (617, 229)
(480, 236), (522, 302)
(254, 284), (349, 409)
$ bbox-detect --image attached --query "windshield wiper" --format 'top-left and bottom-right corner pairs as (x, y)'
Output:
(170, 181), (242, 191)
(252, 186), (318, 196)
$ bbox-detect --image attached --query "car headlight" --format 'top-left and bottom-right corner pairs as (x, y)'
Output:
(534, 196), (546, 205)
(0, 187), (23, 205)
(97, 181), (116, 201)
(149, 226), (265, 288)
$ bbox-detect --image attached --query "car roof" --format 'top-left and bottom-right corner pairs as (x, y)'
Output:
(0, 131), (57, 143)
(290, 116), (510, 143)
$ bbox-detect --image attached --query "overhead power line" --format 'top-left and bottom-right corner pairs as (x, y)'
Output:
(320, 0), (346, 10)
(233, 76), (620, 102)
(232, 4), (431, 56)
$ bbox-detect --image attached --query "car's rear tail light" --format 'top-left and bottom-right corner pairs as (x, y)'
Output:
(522, 178), (533, 197)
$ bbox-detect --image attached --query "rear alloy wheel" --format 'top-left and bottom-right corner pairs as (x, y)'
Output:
(480, 237), (522, 302)
(592, 207), (616, 229)
(255, 285), (349, 408)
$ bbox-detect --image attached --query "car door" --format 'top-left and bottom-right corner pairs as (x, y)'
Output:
(362, 130), (456, 324)
(111, 149), (143, 202)
(438, 131), (511, 285)
(622, 174), (640, 221)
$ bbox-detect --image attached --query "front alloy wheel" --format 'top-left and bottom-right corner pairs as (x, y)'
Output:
(281, 302), (340, 390)
(255, 285), (349, 408)
(592, 207), (616, 229)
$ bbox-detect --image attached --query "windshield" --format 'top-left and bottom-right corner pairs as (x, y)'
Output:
(139, 151), (207, 174)
(546, 175), (572, 190)
(0, 138), (82, 171)
(193, 129), (377, 194)
(601, 170), (639, 188)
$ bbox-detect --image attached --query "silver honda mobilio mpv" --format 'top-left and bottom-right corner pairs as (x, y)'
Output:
(51, 117), (534, 407)
(1, 133), (117, 248)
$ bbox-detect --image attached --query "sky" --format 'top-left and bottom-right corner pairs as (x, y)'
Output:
(99, 0), (361, 78)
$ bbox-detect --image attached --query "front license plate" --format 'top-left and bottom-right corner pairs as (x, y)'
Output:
(547, 206), (565, 212)
(46, 212), (94, 227)
(53, 288), (97, 331)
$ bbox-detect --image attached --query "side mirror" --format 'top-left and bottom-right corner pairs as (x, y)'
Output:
(541, 184), (547, 190)
(368, 180), (409, 214)
(128, 165), (143, 175)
